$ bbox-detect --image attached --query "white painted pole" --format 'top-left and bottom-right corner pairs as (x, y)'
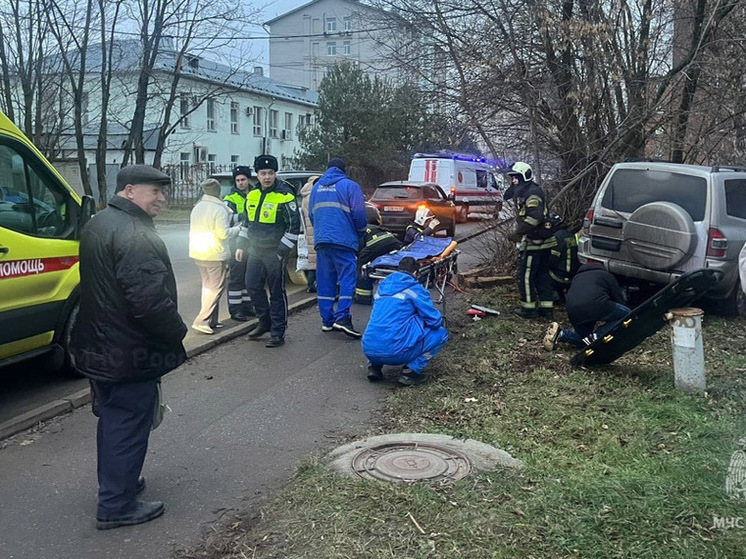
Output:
(666, 307), (706, 394)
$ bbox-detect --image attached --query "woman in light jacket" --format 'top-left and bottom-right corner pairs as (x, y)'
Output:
(299, 175), (320, 292)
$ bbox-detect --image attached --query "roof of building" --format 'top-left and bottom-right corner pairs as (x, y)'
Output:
(264, 0), (374, 25)
(45, 38), (318, 107)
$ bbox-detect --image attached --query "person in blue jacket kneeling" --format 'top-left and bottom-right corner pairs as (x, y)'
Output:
(362, 257), (449, 386)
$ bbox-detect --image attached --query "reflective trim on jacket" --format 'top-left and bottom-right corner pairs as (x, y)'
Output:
(237, 181), (300, 257)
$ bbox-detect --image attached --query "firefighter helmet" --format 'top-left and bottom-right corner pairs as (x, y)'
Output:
(507, 161), (533, 183)
(414, 206), (435, 226)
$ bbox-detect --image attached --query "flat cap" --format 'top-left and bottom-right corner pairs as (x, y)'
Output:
(254, 155), (278, 172)
(233, 165), (253, 180)
(116, 165), (171, 192)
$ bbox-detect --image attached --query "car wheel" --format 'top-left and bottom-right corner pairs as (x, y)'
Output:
(456, 205), (468, 223)
(710, 279), (746, 318)
(624, 202), (697, 270)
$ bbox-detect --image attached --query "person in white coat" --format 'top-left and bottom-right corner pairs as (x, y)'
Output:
(189, 179), (241, 334)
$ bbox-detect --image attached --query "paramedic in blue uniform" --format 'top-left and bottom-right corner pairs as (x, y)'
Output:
(236, 155), (300, 348)
(309, 158), (367, 338)
(70, 165), (187, 529)
(362, 257), (449, 386)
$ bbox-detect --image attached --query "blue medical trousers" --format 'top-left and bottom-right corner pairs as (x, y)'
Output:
(316, 244), (357, 327)
(90, 379), (156, 518)
(367, 326), (449, 374)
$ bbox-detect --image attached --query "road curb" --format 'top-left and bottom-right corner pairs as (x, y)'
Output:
(2, 225), (498, 442)
(1, 295), (319, 442)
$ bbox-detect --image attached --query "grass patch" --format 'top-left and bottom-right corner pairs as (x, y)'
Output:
(176, 288), (746, 558)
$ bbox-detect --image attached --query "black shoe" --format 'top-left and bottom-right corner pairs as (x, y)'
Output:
(333, 316), (362, 339)
(513, 307), (539, 319)
(248, 322), (270, 338)
(136, 476), (145, 496)
(397, 369), (427, 386)
(367, 364), (383, 382)
(96, 500), (165, 530)
(538, 308), (554, 319)
(231, 313), (249, 322)
(265, 336), (285, 348)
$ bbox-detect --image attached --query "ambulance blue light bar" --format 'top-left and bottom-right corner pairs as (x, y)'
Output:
(412, 152), (488, 163)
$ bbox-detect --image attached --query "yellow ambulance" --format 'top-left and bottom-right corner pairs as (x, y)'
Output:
(0, 110), (94, 371)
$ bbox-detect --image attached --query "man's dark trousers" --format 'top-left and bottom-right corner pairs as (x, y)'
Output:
(245, 250), (287, 338)
(227, 250), (253, 317)
(91, 379), (156, 518)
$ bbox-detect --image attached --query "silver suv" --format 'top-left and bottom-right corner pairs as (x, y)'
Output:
(578, 161), (746, 316)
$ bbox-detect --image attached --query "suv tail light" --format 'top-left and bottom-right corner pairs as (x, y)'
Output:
(707, 227), (728, 258)
(582, 208), (594, 236)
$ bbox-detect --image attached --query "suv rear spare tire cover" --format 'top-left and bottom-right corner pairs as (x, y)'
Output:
(623, 202), (697, 271)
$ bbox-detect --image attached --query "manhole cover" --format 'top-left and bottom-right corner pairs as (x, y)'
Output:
(352, 442), (471, 483)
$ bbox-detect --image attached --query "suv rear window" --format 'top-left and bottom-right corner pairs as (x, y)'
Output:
(724, 179), (746, 219)
(371, 187), (422, 200)
(601, 169), (707, 221)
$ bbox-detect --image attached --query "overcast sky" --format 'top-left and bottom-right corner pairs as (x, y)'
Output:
(252, 0), (307, 75)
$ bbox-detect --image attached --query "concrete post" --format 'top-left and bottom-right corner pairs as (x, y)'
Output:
(665, 307), (706, 393)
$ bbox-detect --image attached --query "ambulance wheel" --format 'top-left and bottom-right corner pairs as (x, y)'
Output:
(456, 205), (469, 223)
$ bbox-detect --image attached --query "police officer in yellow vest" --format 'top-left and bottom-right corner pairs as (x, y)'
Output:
(224, 166), (255, 321)
(506, 162), (558, 319)
(236, 155), (300, 348)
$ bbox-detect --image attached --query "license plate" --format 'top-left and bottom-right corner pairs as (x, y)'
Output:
(383, 206), (404, 212)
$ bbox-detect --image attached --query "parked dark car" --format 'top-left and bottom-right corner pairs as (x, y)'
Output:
(369, 181), (457, 238)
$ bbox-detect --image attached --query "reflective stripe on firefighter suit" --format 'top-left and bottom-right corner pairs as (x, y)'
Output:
(361, 271), (448, 374)
(309, 167), (367, 327)
(549, 229), (580, 299)
(355, 225), (403, 304)
(224, 188), (253, 316)
(515, 182), (556, 310)
(237, 182), (300, 338)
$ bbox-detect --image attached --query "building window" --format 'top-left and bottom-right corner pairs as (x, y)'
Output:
(327, 42), (337, 56)
(326, 17), (336, 32)
(81, 92), (89, 126)
(253, 107), (262, 136)
(207, 153), (217, 172)
(230, 102), (239, 134)
(206, 98), (216, 131)
(283, 112), (293, 140)
(180, 95), (191, 128)
(231, 155), (239, 164)
(180, 152), (190, 165)
(343, 16), (351, 31)
(269, 109), (279, 138)
(343, 41), (351, 55)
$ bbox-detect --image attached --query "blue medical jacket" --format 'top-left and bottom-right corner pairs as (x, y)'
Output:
(309, 167), (366, 251)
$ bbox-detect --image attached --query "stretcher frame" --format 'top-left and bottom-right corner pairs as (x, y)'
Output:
(363, 248), (460, 313)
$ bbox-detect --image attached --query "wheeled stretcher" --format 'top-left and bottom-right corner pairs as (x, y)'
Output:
(363, 236), (459, 311)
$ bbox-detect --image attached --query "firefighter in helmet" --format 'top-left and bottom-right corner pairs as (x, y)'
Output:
(404, 207), (439, 244)
(354, 205), (403, 304)
(507, 161), (558, 319)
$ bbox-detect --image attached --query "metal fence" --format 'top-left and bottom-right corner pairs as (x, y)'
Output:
(160, 163), (235, 208)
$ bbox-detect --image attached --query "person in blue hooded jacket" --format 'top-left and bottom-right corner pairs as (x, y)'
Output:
(309, 158), (367, 338)
(362, 257), (449, 386)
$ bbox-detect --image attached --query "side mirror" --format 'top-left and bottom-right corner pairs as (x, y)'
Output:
(79, 195), (96, 228)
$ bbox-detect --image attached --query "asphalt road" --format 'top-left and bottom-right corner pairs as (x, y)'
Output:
(0, 219), (489, 425)
(0, 237), (484, 559)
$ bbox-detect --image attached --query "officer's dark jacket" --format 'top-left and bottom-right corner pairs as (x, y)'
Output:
(359, 225), (403, 264)
(223, 187), (248, 226)
(566, 263), (626, 326)
(237, 181), (300, 258)
(70, 197), (187, 382)
(549, 228), (580, 284)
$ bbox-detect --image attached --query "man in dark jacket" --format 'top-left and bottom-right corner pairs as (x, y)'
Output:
(224, 165), (255, 321)
(354, 205), (403, 304)
(70, 165), (187, 530)
(544, 262), (630, 350)
(236, 155), (300, 348)
(507, 161), (558, 319)
(309, 158), (367, 337)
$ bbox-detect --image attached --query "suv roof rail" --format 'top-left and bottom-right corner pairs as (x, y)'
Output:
(623, 157), (674, 163)
(711, 165), (746, 173)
